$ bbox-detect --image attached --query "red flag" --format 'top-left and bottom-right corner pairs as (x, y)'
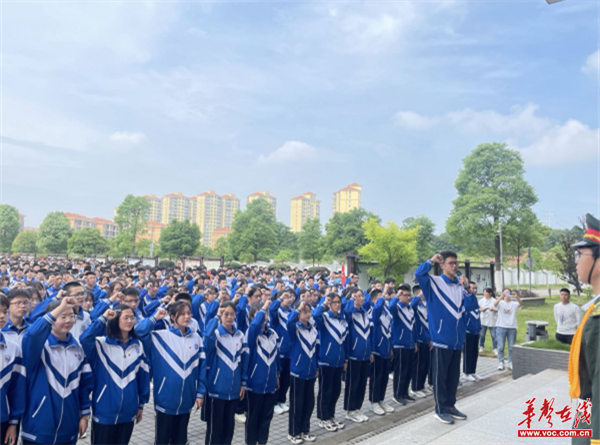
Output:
(341, 264), (346, 286)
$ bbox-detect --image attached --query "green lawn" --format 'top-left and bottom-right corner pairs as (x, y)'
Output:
(523, 339), (571, 352)
(478, 292), (594, 356)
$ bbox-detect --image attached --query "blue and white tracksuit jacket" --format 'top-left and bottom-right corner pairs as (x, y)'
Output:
(245, 310), (280, 394)
(287, 311), (319, 380)
(343, 301), (372, 361)
(0, 333), (26, 425)
(410, 297), (430, 344)
(21, 314), (93, 445)
(415, 260), (479, 350)
(235, 295), (251, 334)
(135, 317), (206, 415)
(312, 305), (348, 367)
(2, 317), (30, 345)
(204, 317), (248, 400)
(370, 297), (393, 359)
(80, 317), (150, 425)
(269, 299), (293, 359)
(465, 305), (482, 335)
(389, 297), (416, 350)
(191, 294), (220, 336)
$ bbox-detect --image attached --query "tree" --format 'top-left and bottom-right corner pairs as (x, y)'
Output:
(553, 232), (582, 295)
(68, 228), (109, 255)
(358, 219), (419, 282)
(402, 215), (436, 261)
(432, 232), (461, 253)
(275, 222), (299, 256)
(543, 226), (584, 251)
(37, 212), (72, 254)
(446, 143), (539, 269)
(519, 247), (544, 272)
(541, 246), (562, 273)
(108, 232), (134, 258)
(298, 218), (324, 265)
(274, 248), (298, 263)
(0, 205), (20, 252)
(159, 220), (201, 257)
(11, 231), (38, 254)
(214, 237), (233, 261)
(228, 200), (278, 262)
(135, 239), (153, 257)
(324, 208), (380, 257)
(114, 195), (151, 255)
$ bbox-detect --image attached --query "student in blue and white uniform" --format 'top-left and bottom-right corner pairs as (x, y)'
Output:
(462, 282), (482, 382)
(245, 300), (280, 445)
(80, 304), (150, 445)
(410, 285), (432, 397)
(269, 289), (295, 415)
(343, 287), (372, 424)
(0, 293), (26, 445)
(389, 284), (417, 405)
(192, 286), (220, 335)
(368, 289), (395, 416)
(2, 288), (31, 344)
(136, 302), (206, 445)
(203, 301), (248, 445)
(287, 301), (319, 445)
(415, 251), (478, 425)
(312, 292), (348, 432)
(21, 296), (94, 445)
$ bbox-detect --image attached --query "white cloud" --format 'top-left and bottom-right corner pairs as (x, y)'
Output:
(582, 49), (599, 75)
(257, 141), (319, 165)
(393, 104), (599, 166)
(109, 131), (147, 144)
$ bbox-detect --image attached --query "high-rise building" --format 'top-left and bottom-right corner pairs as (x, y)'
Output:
(193, 190), (223, 247)
(332, 183), (362, 214)
(161, 193), (192, 224)
(290, 192), (320, 233)
(213, 227), (233, 248)
(144, 195), (163, 222)
(141, 221), (166, 244)
(64, 213), (119, 239)
(221, 194), (240, 228)
(247, 191), (277, 215)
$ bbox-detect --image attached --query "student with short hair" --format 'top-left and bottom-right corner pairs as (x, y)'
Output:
(0, 294), (25, 445)
(553, 288), (582, 344)
(462, 282), (481, 382)
(2, 288), (31, 343)
(80, 304), (150, 445)
(494, 289), (522, 371)
(21, 297), (93, 444)
(269, 290), (295, 415)
(410, 285), (431, 397)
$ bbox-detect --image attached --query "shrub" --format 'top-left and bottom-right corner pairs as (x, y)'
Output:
(270, 263), (291, 271)
(517, 289), (539, 298)
(159, 260), (175, 268)
(224, 261), (241, 269)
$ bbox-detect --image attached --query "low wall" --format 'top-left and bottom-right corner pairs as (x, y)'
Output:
(512, 344), (569, 379)
(520, 297), (547, 307)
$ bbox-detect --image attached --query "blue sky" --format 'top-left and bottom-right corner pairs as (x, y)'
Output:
(2, 0), (599, 233)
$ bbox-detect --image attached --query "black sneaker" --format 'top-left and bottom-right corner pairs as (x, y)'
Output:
(403, 395), (416, 403)
(393, 397), (407, 405)
(447, 406), (467, 420)
(434, 412), (455, 424)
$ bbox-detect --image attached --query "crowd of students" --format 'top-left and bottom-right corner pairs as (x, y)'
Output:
(0, 251), (499, 445)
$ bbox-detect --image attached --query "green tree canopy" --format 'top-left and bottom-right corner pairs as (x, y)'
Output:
(275, 222), (299, 256)
(37, 212), (72, 254)
(324, 208), (380, 257)
(358, 219), (419, 282)
(432, 232), (461, 253)
(402, 215), (436, 261)
(228, 199), (278, 262)
(298, 218), (324, 265)
(11, 231), (38, 254)
(159, 220), (201, 257)
(446, 142), (539, 268)
(114, 195), (151, 254)
(0, 204), (20, 252)
(68, 228), (109, 255)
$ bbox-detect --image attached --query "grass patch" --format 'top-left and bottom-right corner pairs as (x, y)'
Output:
(522, 339), (571, 352)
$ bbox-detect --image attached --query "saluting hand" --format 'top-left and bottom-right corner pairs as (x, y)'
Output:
(104, 309), (117, 320)
(430, 254), (443, 264)
(154, 308), (168, 320)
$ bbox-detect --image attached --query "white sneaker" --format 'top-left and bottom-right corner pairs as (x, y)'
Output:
(234, 413), (246, 423)
(281, 403), (290, 413)
(479, 347), (484, 353)
(370, 403), (385, 416)
(331, 418), (345, 429)
(319, 420), (337, 432)
(388, 372), (394, 379)
(289, 435), (303, 444)
(465, 374), (476, 382)
(459, 374), (467, 382)
(381, 401), (395, 413)
(473, 374), (482, 381)
(507, 362), (513, 370)
(493, 349), (498, 356)
(275, 404), (285, 415)
(413, 390), (426, 398)
(358, 412), (369, 422)
(302, 433), (316, 442)
(498, 361), (505, 371)
(345, 410), (363, 423)
(423, 387), (433, 395)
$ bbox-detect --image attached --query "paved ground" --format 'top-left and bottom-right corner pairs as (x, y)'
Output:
(78, 356), (503, 445)
(360, 369), (572, 445)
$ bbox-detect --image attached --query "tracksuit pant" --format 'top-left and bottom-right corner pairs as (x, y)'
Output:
(344, 359), (369, 412)
(277, 357), (291, 405)
(431, 347), (461, 414)
(92, 421), (135, 445)
(411, 342), (431, 392)
(463, 332), (480, 375)
(369, 354), (391, 404)
(204, 397), (238, 445)
(317, 365), (343, 421)
(289, 376), (316, 437)
(246, 391), (277, 445)
(393, 347), (414, 399)
(155, 412), (190, 445)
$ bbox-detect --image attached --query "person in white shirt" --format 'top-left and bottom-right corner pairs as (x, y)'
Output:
(478, 288), (498, 355)
(493, 289), (522, 371)
(553, 288), (582, 344)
